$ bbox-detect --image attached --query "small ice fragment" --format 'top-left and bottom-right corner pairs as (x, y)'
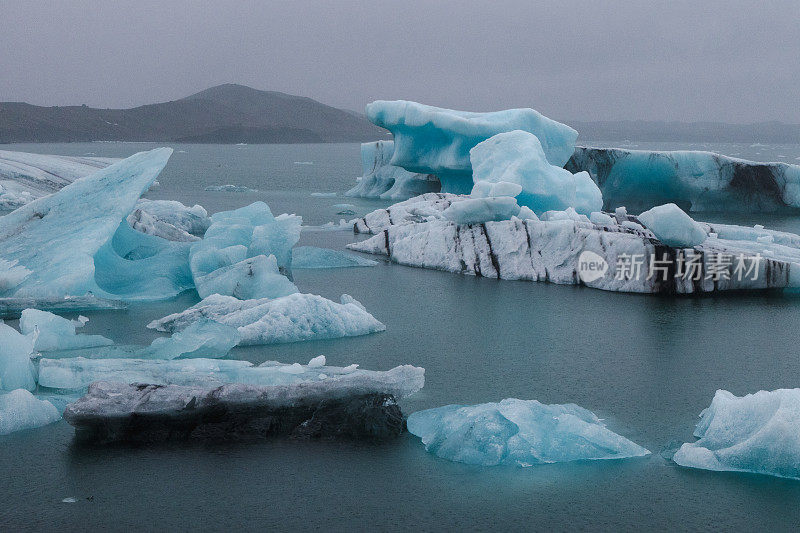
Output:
(62, 497), (77, 504)
(311, 192), (337, 197)
(308, 355), (326, 367)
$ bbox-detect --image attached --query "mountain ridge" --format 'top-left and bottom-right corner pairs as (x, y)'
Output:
(0, 84), (387, 144)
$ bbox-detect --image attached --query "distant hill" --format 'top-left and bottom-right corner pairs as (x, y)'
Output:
(0, 84), (388, 143)
(569, 120), (800, 144)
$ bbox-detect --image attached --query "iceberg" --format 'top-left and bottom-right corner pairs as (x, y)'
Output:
(0, 148), (194, 302)
(638, 203), (707, 248)
(0, 322), (37, 391)
(148, 293), (385, 345)
(365, 101), (578, 194)
(0, 150), (117, 210)
(19, 309), (113, 352)
(190, 202), (301, 299)
(345, 140), (441, 200)
(565, 146), (800, 213)
(673, 389), (800, 480)
(349, 194), (800, 294)
(292, 246), (378, 269)
(407, 398), (649, 466)
(63, 364), (422, 443)
(0, 389), (60, 435)
(470, 131), (602, 215)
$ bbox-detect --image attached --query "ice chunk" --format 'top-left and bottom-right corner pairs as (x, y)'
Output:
(442, 197), (521, 225)
(345, 140), (441, 200)
(41, 356), (423, 398)
(126, 199), (210, 243)
(590, 212), (615, 226)
(0, 389), (60, 435)
(292, 246), (378, 269)
(194, 254), (298, 300)
(147, 293), (385, 345)
(19, 309), (113, 352)
(470, 131), (602, 215)
(310, 192), (337, 198)
(190, 202), (301, 299)
(673, 389), (800, 480)
(638, 203), (707, 247)
(565, 146), (800, 213)
(63, 371), (421, 443)
(0, 150), (117, 209)
(204, 184), (257, 192)
(407, 398), (649, 466)
(0, 323), (37, 391)
(366, 101), (578, 194)
(0, 148), (192, 301)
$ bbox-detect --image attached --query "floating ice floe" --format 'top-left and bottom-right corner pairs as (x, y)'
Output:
(311, 192), (338, 198)
(349, 194), (800, 294)
(0, 322), (37, 391)
(126, 199), (211, 242)
(469, 131), (602, 215)
(148, 293), (385, 345)
(189, 202), (301, 299)
(0, 389), (60, 435)
(63, 364), (420, 443)
(673, 389), (800, 480)
(204, 184), (257, 193)
(19, 309), (113, 352)
(292, 246), (378, 269)
(0, 150), (118, 210)
(0, 148), (194, 302)
(40, 354), (422, 394)
(365, 100), (578, 193)
(565, 147), (800, 213)
(345, 140), (441, 200)
(407, 398), (649, 466)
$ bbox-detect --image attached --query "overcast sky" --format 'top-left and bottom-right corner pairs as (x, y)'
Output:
(1, 0), (798, 123)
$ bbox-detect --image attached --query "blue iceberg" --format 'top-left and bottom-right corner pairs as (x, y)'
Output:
(345, 140), (441, 200)
(0, 389), (60, 435)
(189, 202), (301, 299)
(0, 148), (194, 302)
(0, 322), (37, 391)
(19, 309), (113, 352)
(407, 398), (649, 466)
(565, 146), (800, 213)
(470, 130), (602, 215)
(366, 101), (578, 194)
(673, 389), (800, 480)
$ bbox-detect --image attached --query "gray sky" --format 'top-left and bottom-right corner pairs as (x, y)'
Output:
(1, 0), (798, 123)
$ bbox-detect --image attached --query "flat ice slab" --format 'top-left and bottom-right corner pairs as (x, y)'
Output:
(673, 389), (800, 480)
(407, 398), (649, 466)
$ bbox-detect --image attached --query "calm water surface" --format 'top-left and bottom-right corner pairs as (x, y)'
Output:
(2, 141), (800, 531)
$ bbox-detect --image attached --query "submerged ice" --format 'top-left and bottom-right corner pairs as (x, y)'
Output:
(407, 398), (649, 466)
(673, 389), (800, 480)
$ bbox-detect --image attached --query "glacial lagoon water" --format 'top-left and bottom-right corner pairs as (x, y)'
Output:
(2, 141), (800, 531)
